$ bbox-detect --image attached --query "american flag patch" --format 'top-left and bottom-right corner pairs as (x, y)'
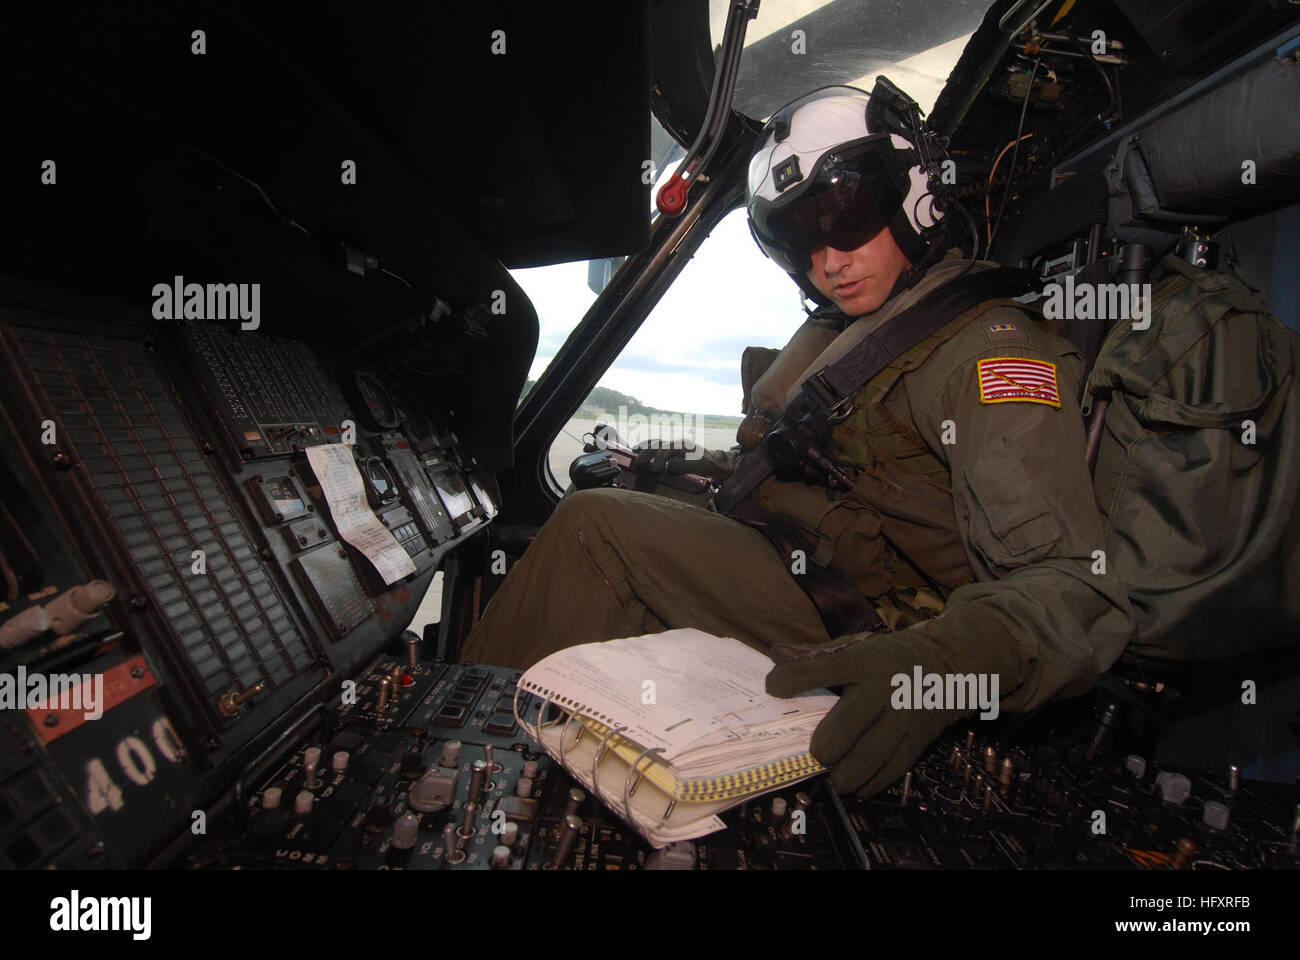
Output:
(977, 357), (1061, 407)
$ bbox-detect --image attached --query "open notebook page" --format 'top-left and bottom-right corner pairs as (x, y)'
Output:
(518, 628), (837, 762)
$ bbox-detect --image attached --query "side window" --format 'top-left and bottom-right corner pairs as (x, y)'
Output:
(512, 112), (687, 411)
(541, 206), (800, 485)
(511, 259), (602, 413)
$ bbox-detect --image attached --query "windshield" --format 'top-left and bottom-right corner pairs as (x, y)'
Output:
(514, 111), (686, 407)
(711, 0), (990, 118)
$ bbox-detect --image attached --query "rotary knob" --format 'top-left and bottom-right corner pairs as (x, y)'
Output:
(1202, 801), (1230, 831)
(392, 811), (420, 850)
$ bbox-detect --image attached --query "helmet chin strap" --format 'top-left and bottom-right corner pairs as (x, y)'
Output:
(792, 270), (833, 311)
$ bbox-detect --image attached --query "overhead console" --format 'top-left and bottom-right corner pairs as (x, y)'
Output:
(930, 0), (1300, 269)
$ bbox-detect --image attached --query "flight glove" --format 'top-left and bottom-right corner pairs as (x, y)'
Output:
(765, 629), (1021, 797)
(632, 440), (737, 481)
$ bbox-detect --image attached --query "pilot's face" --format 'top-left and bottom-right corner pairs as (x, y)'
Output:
(806, 227), (912, 316)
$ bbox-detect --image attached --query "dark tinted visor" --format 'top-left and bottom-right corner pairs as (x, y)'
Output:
(751, 139), (904, 273)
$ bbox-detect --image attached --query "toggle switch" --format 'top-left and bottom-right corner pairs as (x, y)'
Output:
(564, 788), (586, 819)
(442, 824), (465, 865)
(468, 760), (487, 807)
(457, 801), (478, 839)
(218, 681), (266, 719)
(546, 815), (583, 869)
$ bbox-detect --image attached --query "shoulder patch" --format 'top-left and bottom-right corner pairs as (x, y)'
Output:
(977, 357), (1061, 407)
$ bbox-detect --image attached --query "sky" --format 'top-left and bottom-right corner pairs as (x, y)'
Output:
(513, 205), (798, 417)
(510, 8), (974, 418)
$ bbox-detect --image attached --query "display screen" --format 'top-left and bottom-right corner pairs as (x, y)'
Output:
(469, 477), (497, 518)
(430, 469), (475, 523)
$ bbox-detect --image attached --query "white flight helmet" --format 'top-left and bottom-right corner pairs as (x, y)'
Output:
(746, 81), (948, 304)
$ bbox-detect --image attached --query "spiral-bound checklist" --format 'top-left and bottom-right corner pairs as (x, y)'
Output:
(512, 628), (838, 848)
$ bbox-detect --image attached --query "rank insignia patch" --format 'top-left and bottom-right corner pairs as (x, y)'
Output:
(983, 320), (1025, 343)
(977, 357), (1061, 407)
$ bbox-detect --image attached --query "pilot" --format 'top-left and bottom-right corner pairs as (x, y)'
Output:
(462, 84), (1137, 798)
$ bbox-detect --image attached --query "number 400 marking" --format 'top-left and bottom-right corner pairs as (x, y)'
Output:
(84, 717), (184, 814)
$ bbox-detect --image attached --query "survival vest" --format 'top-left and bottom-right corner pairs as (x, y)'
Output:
(748, 295), (1037, 632)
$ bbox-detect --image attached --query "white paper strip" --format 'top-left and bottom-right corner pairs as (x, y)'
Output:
(305, 444), (416, 586)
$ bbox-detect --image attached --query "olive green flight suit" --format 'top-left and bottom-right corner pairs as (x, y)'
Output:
(461, 251), (1137, 717)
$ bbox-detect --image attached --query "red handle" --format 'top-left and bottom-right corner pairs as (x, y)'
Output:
(656, 175), (691, 216)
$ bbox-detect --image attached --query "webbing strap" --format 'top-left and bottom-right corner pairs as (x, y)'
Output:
(714, 267), (1036, 512)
